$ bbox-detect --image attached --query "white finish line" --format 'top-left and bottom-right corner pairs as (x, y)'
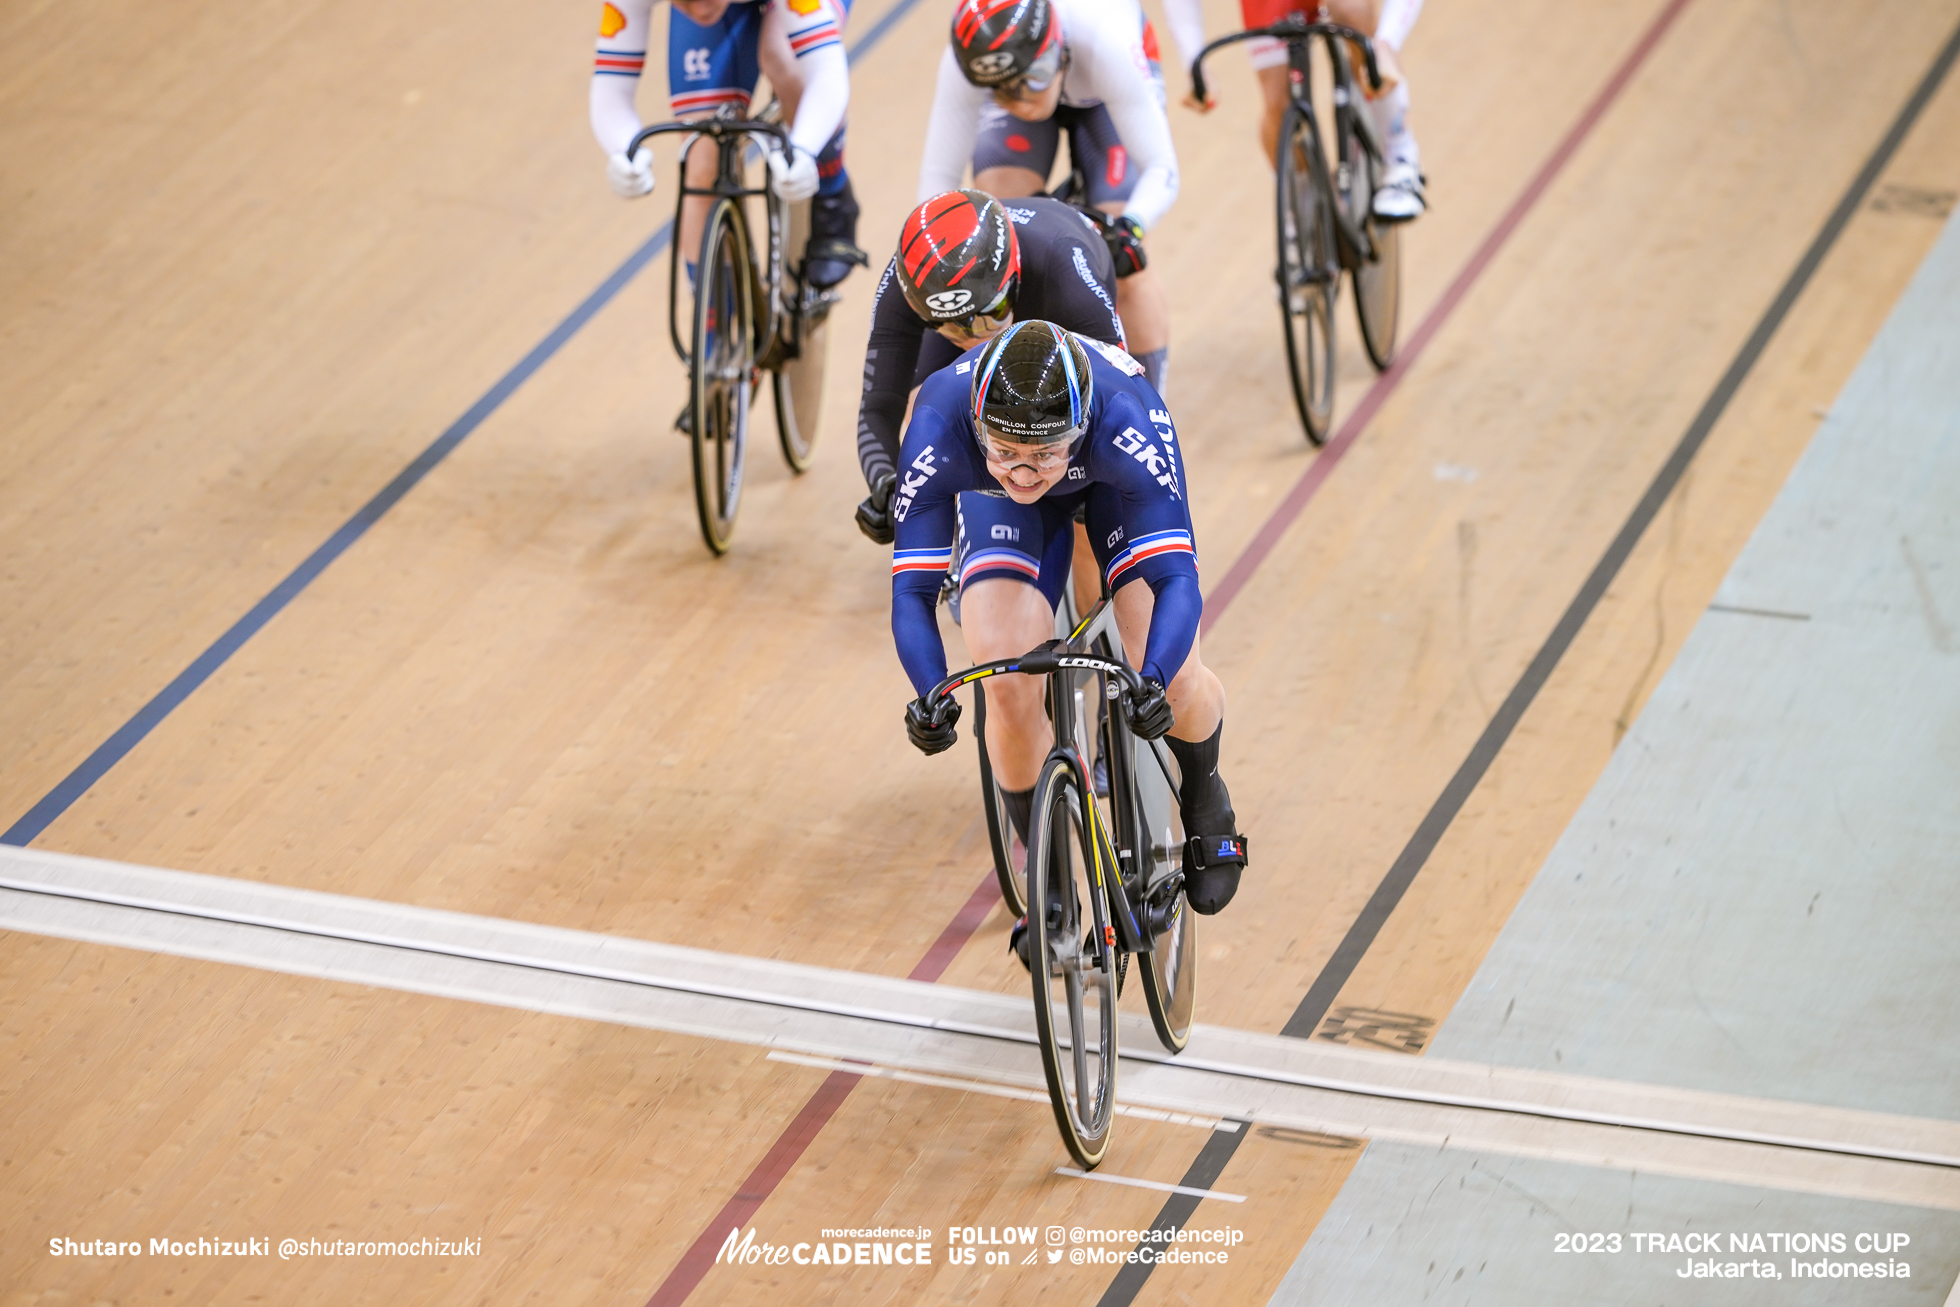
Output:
(1056, 1167), (1247, 1203)
(4, 845), (1960, 1210)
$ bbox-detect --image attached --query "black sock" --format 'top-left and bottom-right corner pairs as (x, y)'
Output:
(1001, 786), (1035, 845)
(1167, 723), (1234, 834)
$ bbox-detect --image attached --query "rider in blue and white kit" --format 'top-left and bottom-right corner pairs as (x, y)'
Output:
(892, 321), (1248, 920)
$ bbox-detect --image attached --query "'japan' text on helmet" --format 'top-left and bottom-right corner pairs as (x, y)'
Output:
(950, 0), (1063, 91)
(896, 190), (1022, 324)
(970, 321), (1094, 447)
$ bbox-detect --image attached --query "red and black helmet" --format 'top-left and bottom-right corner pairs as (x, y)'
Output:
(895, 190), (1022, 325)
(950, 0), (1064, 91)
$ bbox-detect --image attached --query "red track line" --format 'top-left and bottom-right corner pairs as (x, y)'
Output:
(1202, 0), (1696, 632)
(642, 4), (1697, 1300)
(642, 873), (1001, 1307)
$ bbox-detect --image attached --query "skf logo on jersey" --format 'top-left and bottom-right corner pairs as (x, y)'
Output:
(967, 51), (1018, 78)
(893, 445), (941, 523)
(926, 289), (974, 314)
(599, 1), (627, 37)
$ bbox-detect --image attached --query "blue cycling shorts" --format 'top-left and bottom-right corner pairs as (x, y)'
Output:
(954, 484), (1133, 609)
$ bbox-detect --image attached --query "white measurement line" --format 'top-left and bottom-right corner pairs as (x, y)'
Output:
(4, 845), (1956, 1207)
(766, 1051), (1239, 1132)
(1055, 1167), (1246, 1203)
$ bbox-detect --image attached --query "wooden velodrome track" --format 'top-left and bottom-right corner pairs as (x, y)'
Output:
(5, 0), (1960, 1300)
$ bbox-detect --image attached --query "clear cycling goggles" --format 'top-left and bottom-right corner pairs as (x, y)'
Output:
(995, 41), (1064, 99)
(977, 417), (1085, 471)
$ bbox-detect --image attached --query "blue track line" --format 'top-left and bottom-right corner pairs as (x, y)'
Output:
(3, 0), (927, 848)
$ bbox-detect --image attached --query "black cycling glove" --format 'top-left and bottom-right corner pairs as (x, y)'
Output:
(855, 471), (898, 545)
(1122, 678), (1174, 740)
(1099, 213), (1149, 278)
(904, 695), (962, 755)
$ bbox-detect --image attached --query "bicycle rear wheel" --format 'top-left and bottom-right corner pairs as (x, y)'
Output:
(1277, 102), (1337, 446)
(771, 197), (828, 473)
(1129, 734), (1196, 1052)
(689, 198), (755, 555)
(1026, 751), (1118, 1168)
(974, 683), (1029, 919)
(1343, 122), (1400, 371)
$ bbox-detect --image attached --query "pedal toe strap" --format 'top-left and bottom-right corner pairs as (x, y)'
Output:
(805, 239), (869, 267)
(1185, 833), (1248, 871)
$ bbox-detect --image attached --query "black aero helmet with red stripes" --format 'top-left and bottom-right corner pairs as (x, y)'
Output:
(970, 321), (1094, 447)
(896, 190), (1022, 324)
(950, 0), (1063, 91)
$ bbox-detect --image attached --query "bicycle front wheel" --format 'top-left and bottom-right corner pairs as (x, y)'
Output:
(1344, 126), (1400, 370)
(689, 198), (755, 555)
(1026, 751), (1118, 1168)
(772, 197), (828, 472)
(1277, 103), (1338, 445)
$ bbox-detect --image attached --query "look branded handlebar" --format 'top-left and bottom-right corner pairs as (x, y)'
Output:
(1189, 18), (1381, 107)
(926, 639), (1145, 709)
(626, 117), (790, 164)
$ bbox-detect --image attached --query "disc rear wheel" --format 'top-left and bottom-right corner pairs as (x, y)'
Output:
(1129, 735), (1195, 1051)
(1277, 103), (1338, 445)
(1026, 752), (1117, 1168)
(772, 197), (828, 472)
(975, 683), (1030, 919)
(689, 198), (755, 555)
(1343, 124), (1400, 371)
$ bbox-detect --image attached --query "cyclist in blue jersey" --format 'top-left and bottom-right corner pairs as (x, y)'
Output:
(591, 0), (868, 289)
(892, 321), (1248, 919)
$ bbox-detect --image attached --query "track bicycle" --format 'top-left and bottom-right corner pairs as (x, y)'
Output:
(1193, 16), (1400, 444)
(626, 114), (835, 554)
(924, 599), (1198, 1168)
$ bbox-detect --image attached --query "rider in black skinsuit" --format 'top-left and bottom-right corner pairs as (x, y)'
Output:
(854, 191), (1128, 541)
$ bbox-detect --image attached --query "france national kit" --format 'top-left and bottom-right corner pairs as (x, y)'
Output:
(590, 0), (852, 196)
(889, 335), (1202, 697)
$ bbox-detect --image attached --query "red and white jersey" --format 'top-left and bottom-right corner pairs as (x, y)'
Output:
(918, 0), (1180, 231)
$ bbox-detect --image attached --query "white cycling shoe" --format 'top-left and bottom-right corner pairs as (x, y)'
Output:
(1373, 161), (1427, 223)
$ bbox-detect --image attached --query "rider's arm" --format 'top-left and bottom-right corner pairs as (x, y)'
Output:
(1075, 20), (1181, 229)
(857, 260), (928, 491)
(1093, 391), (1203, 685)
(1019, 204), (1127, 346)
(771, 0), (851, 158)
(918, 49), (990, 201)
(1159, 0), (1208, 78)
(889, 394), (972, 695)
(590, 0), (654, 156)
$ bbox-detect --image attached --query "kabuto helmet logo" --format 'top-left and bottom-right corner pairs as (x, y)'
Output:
(926, 289), (974, 314)
(967, 51), (1018, 78)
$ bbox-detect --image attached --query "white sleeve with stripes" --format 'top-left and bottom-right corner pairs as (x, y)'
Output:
(590, 0), (654, 158)
(775, 0), (851, 159)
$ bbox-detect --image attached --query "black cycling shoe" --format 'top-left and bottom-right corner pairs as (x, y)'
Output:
(803, 185), (869, 290)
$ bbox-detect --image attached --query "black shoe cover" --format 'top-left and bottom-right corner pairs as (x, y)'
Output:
(805, 187), (868, 289)
(1184, 833), (1247, 915)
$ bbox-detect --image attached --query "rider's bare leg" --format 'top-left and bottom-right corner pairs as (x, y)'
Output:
(961, 577), (1058, 791)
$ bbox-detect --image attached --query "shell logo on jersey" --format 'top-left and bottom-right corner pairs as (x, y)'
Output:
(925, 289), (974, 314)
(599, 2), (627, 37)
(788, 0), (823, 13)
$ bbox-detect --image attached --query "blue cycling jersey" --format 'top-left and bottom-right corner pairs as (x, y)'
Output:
(890, 334), (1203, 697)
